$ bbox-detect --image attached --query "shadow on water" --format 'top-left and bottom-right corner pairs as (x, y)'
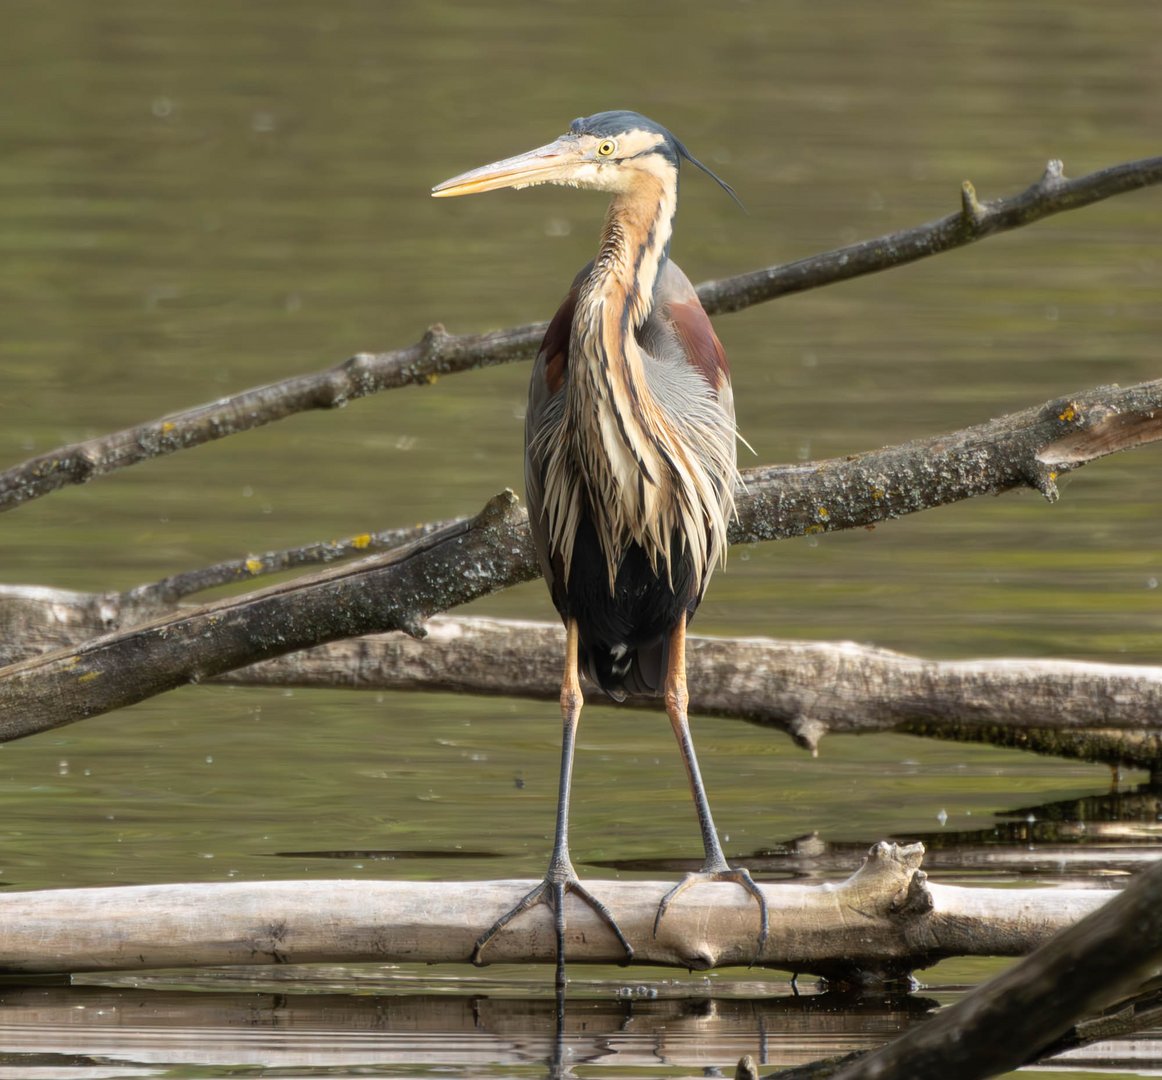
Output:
(595, 782), (1162, 886)
(271, 786), (1162, 883)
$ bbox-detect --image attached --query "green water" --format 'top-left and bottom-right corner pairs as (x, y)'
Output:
(1, 0), (1160, 1074)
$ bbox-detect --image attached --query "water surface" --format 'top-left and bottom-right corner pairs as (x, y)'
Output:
(1, 0), (1160, 1075)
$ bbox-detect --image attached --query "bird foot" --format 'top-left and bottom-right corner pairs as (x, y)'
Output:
(653, 865), (769, 958)
(472, 871), (634, 980)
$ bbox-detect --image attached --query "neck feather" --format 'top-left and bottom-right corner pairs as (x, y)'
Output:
(586, 174), (676, 328)
(556, 172), (691, 586)
(566, 173), (676, 507)
(538, 163), (735, 599)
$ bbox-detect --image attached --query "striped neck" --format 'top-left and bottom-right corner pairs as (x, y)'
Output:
(558, 172), (684, 585)
(583, 174), (676, 332)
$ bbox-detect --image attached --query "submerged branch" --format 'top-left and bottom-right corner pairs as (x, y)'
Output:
(0, 156), (1158, 514)
(829, 854), (1162, 1080)
(0, 843), (1110, 980)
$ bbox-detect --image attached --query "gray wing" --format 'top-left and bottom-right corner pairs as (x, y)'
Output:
(637, 258), (739, 592)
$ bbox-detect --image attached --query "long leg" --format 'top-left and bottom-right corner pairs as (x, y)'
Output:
(653, 614), (769, 954)
(472, 618), (633, 989)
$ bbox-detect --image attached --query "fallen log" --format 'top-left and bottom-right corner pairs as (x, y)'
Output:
(0, 843), (1110, 980)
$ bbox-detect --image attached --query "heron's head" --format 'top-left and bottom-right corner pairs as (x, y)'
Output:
(432, 110), (738, 204)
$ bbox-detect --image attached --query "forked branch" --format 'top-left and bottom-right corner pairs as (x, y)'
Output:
(699, 156), (1162, 312)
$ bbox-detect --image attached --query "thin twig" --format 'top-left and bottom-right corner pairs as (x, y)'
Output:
(0, 155), (1158, 514)
(124, 518), (460, 605)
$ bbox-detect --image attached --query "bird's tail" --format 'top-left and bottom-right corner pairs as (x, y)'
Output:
(580, 633), (668, 701)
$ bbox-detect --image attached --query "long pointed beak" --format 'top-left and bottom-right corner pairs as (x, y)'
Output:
(432, 136), (579, 198)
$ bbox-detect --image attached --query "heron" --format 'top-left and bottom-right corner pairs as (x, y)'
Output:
(433, 111), (767, 986)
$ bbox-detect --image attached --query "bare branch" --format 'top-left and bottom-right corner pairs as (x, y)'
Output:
(1, 379), (1160, 739)
(0, 156), (1158, 514)
(0, 323), (543, 515)
(6, 592), (1162, 767)
(0, 843), (1110, 980)
(699, 154), (1162, 313)
(734, 380), (1162, 544)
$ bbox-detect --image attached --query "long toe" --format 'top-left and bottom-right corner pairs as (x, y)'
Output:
(472, 879), (552, 965)
(654, 866), (769, 959)
(471, 874), (634, 969)
(566, 879), (635, 962)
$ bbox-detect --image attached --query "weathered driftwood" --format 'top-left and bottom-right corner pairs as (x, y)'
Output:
(228, 618), (1162, 763)
(0, 155), (1157, 517)
(2, 379), (1161, 742)
(0, 843), (1110, 980)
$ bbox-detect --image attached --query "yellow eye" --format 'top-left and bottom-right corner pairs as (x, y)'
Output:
(596, 139), (617, 158)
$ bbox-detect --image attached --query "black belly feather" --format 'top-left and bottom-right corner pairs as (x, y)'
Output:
(555, 510), (700, 700)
